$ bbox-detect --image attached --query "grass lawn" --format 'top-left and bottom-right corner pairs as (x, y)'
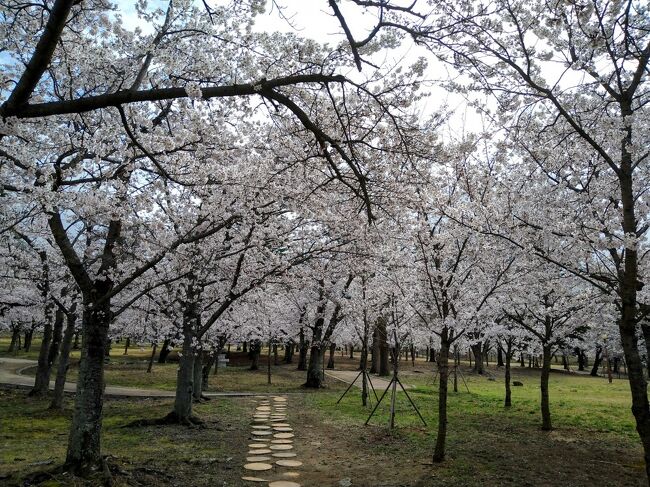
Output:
(0, 337), (646, 486)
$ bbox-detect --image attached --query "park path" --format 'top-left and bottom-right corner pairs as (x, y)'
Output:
(242, 395), (302, 486)
(0, 358), (281, 398)
(325, 369), (397, 392)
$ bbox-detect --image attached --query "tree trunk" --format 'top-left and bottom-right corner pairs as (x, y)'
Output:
(147, 343), (157, 373)
(305, 344), (324, 388)
(8, 327), (20, 353)
(540, 345), (552, 431)
(273, 343), (279, 366)
(193, 351), (203, 401)
(520, 352), (525, 367)
(158, 338), (171, 363)
(297, 327), (308, 371)
(31, 307), (60, 396)
(433, 338), (450, 463)
(378, 317), (389, 377)
(24, 327), (35, 352)
(497, 345), (504, 367)
(283, 342), (294, 364)
(370, 326), (379, 373)
(575, 347), (586, 371)
(504, 348), (512, 408)
(50, 311), (76, 410)
(349, 344), (354, 359)
(123, 337), (130, 355)
(562, 354), (569, 370)
(249, 340), (261, 370)
(471, 342), (484, 374)
(591, 346), (603, 376)
(327, 342), (336, 369)
(65, 290), (111, 474)
(172, 328), (195, 421)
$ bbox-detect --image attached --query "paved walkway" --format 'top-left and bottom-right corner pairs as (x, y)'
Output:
(325, 369), (400, 392)
(0, 358), (291, 398)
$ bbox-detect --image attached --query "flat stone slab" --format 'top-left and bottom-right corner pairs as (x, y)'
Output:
(246, 456), (271, 462)
(276, 459), (303, 467)
(249, 443), (269, 448)
(242, 476), (268, 483)
(270, 444), (293, 451)
(248, 449), (272, 455)
(274, 433), (294, 439)
(244, 462), (273, 471)
(272, 452), (297, 458)
(269, 481), (301, 487)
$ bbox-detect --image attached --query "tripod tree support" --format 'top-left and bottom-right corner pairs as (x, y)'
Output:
(336, 369), (380, 405)
(364, 375), (427, 427)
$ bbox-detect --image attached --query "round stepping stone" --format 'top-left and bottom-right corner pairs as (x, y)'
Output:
(252, 430), (273, 436)
(276, 460), (303, 467)
(257, 407), (271, 411)
(248, 449), (272, 455)
(249, 443), (269, 448)
(282, 472), (300, 479)
(272, 452), (297, 458)
(252, 425), (271, 429)
(244, 463), (273, 471)
(272, 439), (293, 444)
(272, 423), (290, 427)
(269, 481), (301, 487)
(242, 476), (268, 483)
(247, 456), (271, 462)
(270, 444), (293, 450)
(274, 427), (293, 432)
(274, 433), (294, 439)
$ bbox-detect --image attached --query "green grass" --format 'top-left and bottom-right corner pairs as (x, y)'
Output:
(0, 389), (251, 486)
(298, 365), (645, 485)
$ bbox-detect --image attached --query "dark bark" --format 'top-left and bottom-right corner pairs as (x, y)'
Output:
(562, 354), (569, 370)
(433, 337), (450, 463)
(575, 347), (586, 371)
(249, 340), (261, 370)
(305, 344), (324, 388)
(158, 338), (171, 363)
(273, 343), (279, 366)
(297, 327), (308, 371)
(504, 347), (512, 408)
(147, 343), (157, 373)
(349, 344), (354, 359)
(327, 342), (336, 369)
(540, 345), (552, 431)
(283, 342), (294, 364)
(173, 326), (195, 421)
(497, 345), (504, 367)
(123, 337), (130, 355)
(377, 317), (389, 377)
(8, 327), (20, 353)
(50, 310), (76, 410)
(370, 326), (379, 373)
(591, 346), (603, 376)
(30, 311), (55, 396)
(520, 352), (525, 367)
(471, 342), (484, 374)
(65, 287), (111, 473)
(192, 351), (203, 401)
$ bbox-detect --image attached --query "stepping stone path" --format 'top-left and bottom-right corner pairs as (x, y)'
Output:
(242, 396), (302, 485)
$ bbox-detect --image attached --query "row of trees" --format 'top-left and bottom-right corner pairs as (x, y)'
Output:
(1, 0), (648, 482)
